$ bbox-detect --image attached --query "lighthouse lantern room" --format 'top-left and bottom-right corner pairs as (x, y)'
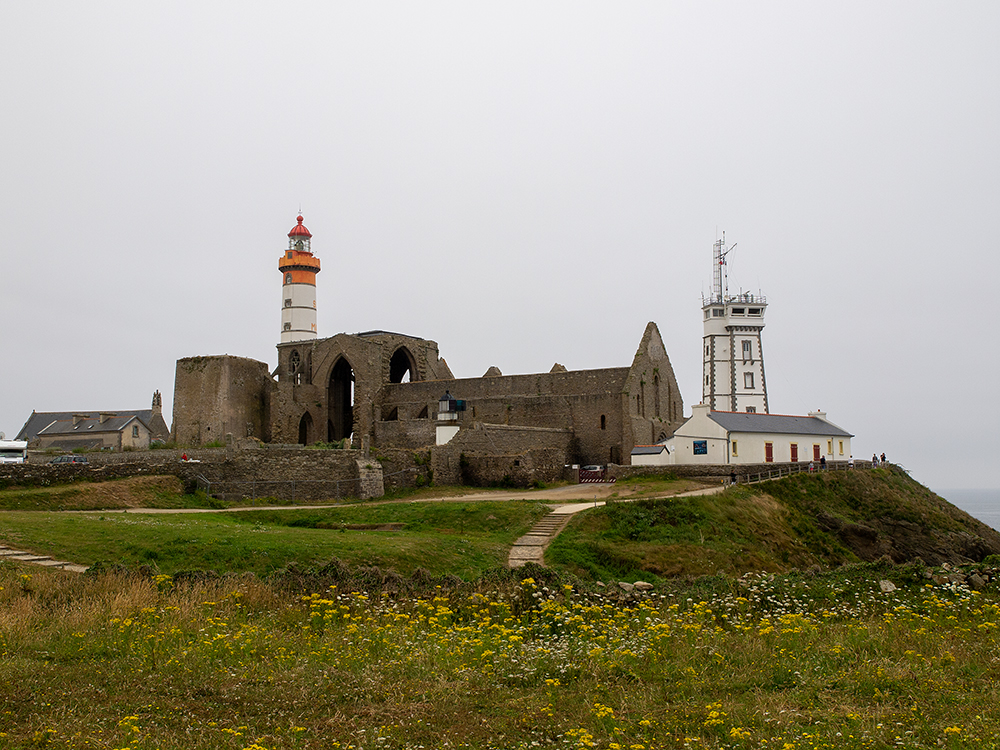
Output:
(278, 215), (321, 343)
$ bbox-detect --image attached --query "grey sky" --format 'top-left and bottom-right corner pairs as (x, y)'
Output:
(2, 2), (997, 490)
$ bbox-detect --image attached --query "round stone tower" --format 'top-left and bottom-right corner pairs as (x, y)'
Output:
(278, 215), (321, 343)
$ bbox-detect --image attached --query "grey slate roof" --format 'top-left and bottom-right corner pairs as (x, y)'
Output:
(631, 445), (668, 455)
(37, 415), (146, 436)
(17, 410), (156, 441)
(707, 411), (853, 437)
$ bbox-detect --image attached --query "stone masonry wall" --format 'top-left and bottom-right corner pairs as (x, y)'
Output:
(430, 423), (573, 488)
(380, 369), (628, 465)
(1, 447), (383, 502)
(172, 355), (274, 445)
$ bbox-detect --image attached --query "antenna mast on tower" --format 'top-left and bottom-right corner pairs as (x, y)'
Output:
(708, 233), (737, 304)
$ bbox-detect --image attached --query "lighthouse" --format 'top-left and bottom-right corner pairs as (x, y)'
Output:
(701, 234), (769, 414)
(278, 215), (321, 343)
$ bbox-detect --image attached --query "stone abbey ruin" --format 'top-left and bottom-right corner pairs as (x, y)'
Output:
(170, 215), (685, 485)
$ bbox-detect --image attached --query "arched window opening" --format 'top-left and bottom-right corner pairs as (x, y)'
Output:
(306, 352), (313, 384)
(298, 412), (313, 445)
(328, 358), (355, 442)
(382, 406), (398, 421)
(389, 347), (417, 384)
(417, 405), (428, 419)
(600, 414), (606, 430)
(653, 375), (660, 418)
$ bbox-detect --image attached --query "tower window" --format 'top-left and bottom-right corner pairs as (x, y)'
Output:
(745, 406), (756, 413)
(284, 299), (292, 308)
(712, 308), (724, 317)
(744, 372), (755, 389)
(285, 273), (293, 284)
(731, 308), (745, 316)
(748, 308), (761, 316)
(283, 322), (291, 331)
(742, 340), (752, 360)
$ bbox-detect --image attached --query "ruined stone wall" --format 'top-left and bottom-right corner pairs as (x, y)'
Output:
(172, 356), (274, 446)
(272, 332), (451, 447)
(379, 369), (628, 464)
(373, 419), (436, 450)
(372, 447), (432, 492)
(430, 423), (572, 487)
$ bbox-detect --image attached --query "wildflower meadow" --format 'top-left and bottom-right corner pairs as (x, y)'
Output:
(1, 561), (998, 750)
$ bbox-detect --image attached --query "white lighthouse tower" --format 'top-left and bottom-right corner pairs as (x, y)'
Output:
(278, 215), (321, 344)
(701, 235), (769, 413)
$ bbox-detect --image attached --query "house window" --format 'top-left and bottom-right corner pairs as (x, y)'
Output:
(744, 372), (754, 389)
(693, 440), (708, 455)
(742, 340), (752, 360)
(731, 440), (738, 457)
(813, 444), (821, 461)
(765, 442), (773, 462)
(839, 440), (844, 455)
(790, 443), (798, 462)
(132, 425), (139, 438)
(827, 439), (833, 455)
(745, 406), (756, 413)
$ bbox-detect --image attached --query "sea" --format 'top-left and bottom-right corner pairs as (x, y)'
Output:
(934, 488), (1000, 533)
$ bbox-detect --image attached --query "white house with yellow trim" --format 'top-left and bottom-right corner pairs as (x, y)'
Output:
(631, 403), (853, 466)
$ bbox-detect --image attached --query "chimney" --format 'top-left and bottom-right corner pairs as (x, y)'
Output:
(808, 410), (827, 422)
(99, 412), (115, 424)
(72, 414), (88, 426)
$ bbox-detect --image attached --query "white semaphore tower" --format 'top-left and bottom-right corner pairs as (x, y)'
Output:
(278, 215), (321, 343)
(701, 234), (769, 413)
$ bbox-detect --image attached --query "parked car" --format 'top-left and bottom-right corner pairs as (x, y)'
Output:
(49, 455), (89, 464)
(581, 465), (604, 472)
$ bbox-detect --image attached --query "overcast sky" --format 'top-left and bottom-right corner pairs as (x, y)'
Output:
(2, 2), (997, 491)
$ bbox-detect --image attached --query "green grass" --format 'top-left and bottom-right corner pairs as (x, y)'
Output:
(0, 563), (998, 749)
(0, 500), (550, 577)
(0, 476), (223, 511)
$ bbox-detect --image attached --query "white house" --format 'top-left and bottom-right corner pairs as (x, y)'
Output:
(631, 403), (853, 466)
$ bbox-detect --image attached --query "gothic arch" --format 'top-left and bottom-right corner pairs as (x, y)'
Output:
(298, 411), (313, 445)
(328, 357), (355, 441)
(389, 346), (418, 383)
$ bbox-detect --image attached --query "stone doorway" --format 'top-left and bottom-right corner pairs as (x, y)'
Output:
(328, 358), (355, 441)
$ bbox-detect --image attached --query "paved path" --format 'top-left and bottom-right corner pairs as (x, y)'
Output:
(506, 484), (728, 567)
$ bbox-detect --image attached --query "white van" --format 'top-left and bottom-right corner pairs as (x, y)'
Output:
(0, 439), (28, 464)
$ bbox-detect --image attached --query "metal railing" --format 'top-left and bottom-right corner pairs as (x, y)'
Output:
(736, 460), (878, 486)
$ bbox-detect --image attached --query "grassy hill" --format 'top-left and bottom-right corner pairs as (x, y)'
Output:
(547, 466), (1000, 581)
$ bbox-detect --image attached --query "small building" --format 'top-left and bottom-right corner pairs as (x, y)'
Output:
(16, 391), (170, 450)
(35, 413), (155, 452)
(631, 403), (853, 466)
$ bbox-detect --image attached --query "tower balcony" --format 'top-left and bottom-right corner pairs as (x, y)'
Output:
(278, 253), (322, 273)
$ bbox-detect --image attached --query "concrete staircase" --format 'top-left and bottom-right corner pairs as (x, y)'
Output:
(0, 545), (88, 573)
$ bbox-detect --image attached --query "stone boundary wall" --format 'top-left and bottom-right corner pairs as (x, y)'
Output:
(3, 447), (383, 501)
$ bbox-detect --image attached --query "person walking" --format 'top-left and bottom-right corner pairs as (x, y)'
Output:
(820, 455), (826, 470)
(880, 452), (886, 465)
(872, 453), (878, 468)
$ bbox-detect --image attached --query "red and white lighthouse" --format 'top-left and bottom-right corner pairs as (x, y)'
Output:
(278, 215), (321, 343)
